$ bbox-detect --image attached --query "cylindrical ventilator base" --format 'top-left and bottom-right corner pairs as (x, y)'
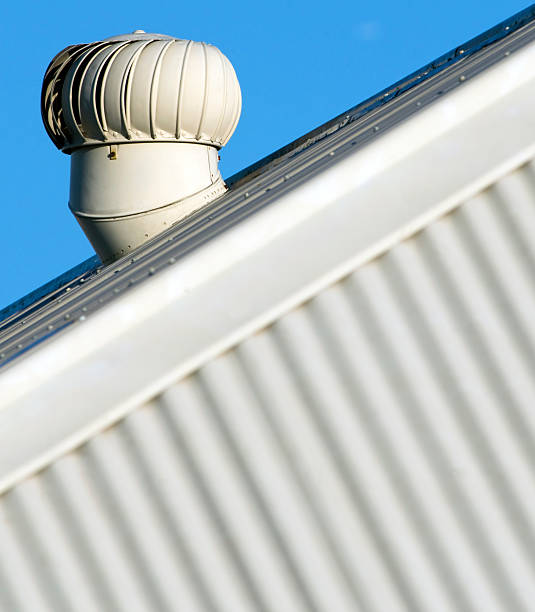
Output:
(69, 142), (226, 262)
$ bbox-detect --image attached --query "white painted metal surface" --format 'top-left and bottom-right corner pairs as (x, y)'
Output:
(41, 31), (241, 261)
(2, 161), (535, 611)
(42, 33), (241, 151)
(70, 142), (226, 261)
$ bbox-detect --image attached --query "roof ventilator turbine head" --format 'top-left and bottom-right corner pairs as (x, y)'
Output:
(41, 31), (241, 263)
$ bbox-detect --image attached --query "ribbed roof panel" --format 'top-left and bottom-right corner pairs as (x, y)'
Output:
(2, 161), (535, 611)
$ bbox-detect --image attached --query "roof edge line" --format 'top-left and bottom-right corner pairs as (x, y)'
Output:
(0, 256), (100, 327)
(226, 3), (535, 188)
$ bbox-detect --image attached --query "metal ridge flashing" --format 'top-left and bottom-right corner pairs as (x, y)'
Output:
(0, 256), (100, 325)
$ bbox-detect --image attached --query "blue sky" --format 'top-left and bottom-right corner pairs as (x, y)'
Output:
(0, 0), (529, 308)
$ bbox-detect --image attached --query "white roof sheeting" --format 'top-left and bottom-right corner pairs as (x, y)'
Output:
(1, 159), (535, 611)
(1, 8), (535, 611)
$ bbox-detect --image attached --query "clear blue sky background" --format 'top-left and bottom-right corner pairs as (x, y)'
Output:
(0, 0), (529, 308)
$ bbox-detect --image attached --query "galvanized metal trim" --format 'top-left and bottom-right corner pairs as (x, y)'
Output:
(0, 256), (99, 326)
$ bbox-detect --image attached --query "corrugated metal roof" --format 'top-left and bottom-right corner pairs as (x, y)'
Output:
(2, 159), (535, 611)
(1, 4), (535, 367)
(2, 9), (535, 612)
